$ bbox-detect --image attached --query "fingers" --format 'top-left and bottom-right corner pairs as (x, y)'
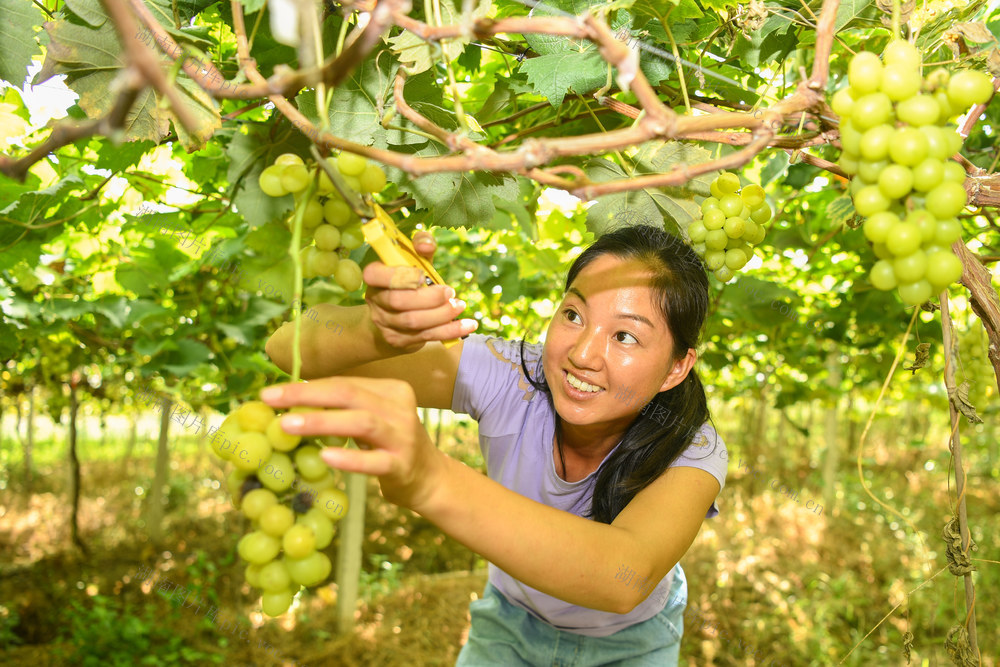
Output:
(370, 294), (469, 335)
(320, 446), (397, 476)
(411, 230), (436, 260)
(260, 376), (402, 414)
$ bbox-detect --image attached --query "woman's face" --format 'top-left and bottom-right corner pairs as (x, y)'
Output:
(542, 254), (692, 427)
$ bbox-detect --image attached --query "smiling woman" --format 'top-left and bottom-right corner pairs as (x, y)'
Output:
(261, 223), (728, 666)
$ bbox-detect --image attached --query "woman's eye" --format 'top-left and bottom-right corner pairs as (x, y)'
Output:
(616, 332), (638, 344)
(563, 309), (581, 323)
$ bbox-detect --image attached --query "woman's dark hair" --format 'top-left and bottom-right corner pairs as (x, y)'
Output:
(520, 224), (715, 524)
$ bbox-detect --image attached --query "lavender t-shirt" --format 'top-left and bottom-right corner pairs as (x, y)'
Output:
(450, 334), (728, 638)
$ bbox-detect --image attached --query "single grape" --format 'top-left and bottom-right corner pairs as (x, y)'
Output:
(343, 174), (363, 192)
(703, 250), (726, 270)
(297, 509), (334, 549)
(897, 280), (933, 306)
(700, 197), (720, 213)
(831, 87), (855, 117)
(716, 172), (741, 194)
(281, 165), (311, 194)
(337, 152), (368, 176)
(857, 159), (889, 184)
(309, 250), (340, 277)
(911, 158), (944, 193)
(741, 184), (766, 208)
(851, 93), (893, 130)
(259, 504), (296, 537)
(245, 563), (265, 589)
(236, 401), (276, 433)
(745, 221), (766, 245)
(885, 221), (922, 256)
(705, 230), (728, 251)
(232, 432), (273, 472)
(947, 70), (994, 108)
(933, 218), (963, 245)
(880, 64), (921, 102)
(933, 90), (956, 121)
(859, 125), (895, 161)
(882, 40), (920, 70)
(840, 121), (863, 155)
(921, 126), (950, 161)
(261, 588), (295, 616)
(848, 51), (883, 94)
(238, 531), (282, 564)
(259, 166), (288, 198)
(302, 199), (324, 229)
(335, 259), (364, 292)
(926, 250), (964, 289)
(872, 242), (892, 259)
(284, 552), (332, 588)
(926, 181), (967, 219)
(942, 162), (967, 184)
(905, 209), (937, 244)
(853, 185), (891, 216)
(893, 250), (927, 283)
(718, 194), (743, 217)
(725, 248), (749, 270)
(211, 414), (242, 461)
(259, 452), (295, 493)
(942, 128), (964, 157)
(863, 211), (898, 243)
(317, 488), (349, 522)
(339, 227), (364, 250)
(687, 221), (707, 243)
(314, 224), (342, 251)
(317, 157), (340, 194)
(870, 260), (897, 291)
(275, 153), (305, 167)
(294, 445), (330, 481)
(266, 416), (301, 452)
(258, 561), (292, 593)
(693, 242), (707, 255)
(282, 524), (317, 559)
(300, 246), (318, 280)
(888, 128), (929, 167)
(703, 209), (726, 230)
(750, 203), (772, 224)
(725, 236), (742, 250)
(291, 491), (315, 515)
(242, 488), (278, 520)
(323, 199), (353, 227)
(877, 164), (913, 200)
(724, 217), (746, 238)
(714, 266), (735, 282)
(900, 95), (942, 126)
(359, 164), (387, 193)
(709, 180), (725, 199)
(839, 154), (859, 175)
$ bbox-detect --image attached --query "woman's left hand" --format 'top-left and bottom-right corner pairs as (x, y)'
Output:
(259, 377), (444, 512)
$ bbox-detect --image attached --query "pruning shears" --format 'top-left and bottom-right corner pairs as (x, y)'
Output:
(309, 147), (459, 348)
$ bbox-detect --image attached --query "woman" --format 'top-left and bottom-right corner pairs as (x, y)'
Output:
(262, 224), (728, 665)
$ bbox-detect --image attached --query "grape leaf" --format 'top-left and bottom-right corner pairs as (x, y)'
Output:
(225, 124), (297, 227)
(835, 0), (876, 32)
(388, 0), (491, 75)
(94, 138), (158, 172)
(519, 51), (609, 107)
(584, 158), (663, 236)
(633, 140), (715, 228)
(0, 0), (43, 86)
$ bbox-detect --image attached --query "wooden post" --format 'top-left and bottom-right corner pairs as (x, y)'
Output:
(336, 471), (367, 634)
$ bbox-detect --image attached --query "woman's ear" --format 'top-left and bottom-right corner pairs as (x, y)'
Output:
(659, 348), (697, 393)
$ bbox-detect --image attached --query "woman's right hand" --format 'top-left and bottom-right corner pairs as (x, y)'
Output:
(363, 230), (477, 354)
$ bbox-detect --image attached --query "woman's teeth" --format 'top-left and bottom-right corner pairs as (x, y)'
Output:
(566, 372), (602, 393)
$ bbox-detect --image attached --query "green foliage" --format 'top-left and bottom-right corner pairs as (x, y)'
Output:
(359, 553), (405, 601)
(56, 595), (218, 666)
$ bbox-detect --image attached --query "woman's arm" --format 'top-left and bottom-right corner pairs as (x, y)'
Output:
(412, 455), (720, 614)
(262, 376), (720, 615)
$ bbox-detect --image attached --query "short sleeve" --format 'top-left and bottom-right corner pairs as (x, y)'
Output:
(669, 423), (728, 517)
(451, 334), (542, 430)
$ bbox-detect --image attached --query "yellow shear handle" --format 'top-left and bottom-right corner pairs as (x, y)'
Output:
(361, 203), (459, 348)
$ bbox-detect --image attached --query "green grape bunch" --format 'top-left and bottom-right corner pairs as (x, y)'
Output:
(210, 401), (350, 616)
(833, 41), (994, 306)
(258, 152), (385, 292)
(686, 171), (773, 282)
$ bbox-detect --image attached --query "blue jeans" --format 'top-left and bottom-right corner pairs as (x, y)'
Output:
(456, 563), (687, 667)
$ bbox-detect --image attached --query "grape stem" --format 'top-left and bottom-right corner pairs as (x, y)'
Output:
(289, 179), (318, 385)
